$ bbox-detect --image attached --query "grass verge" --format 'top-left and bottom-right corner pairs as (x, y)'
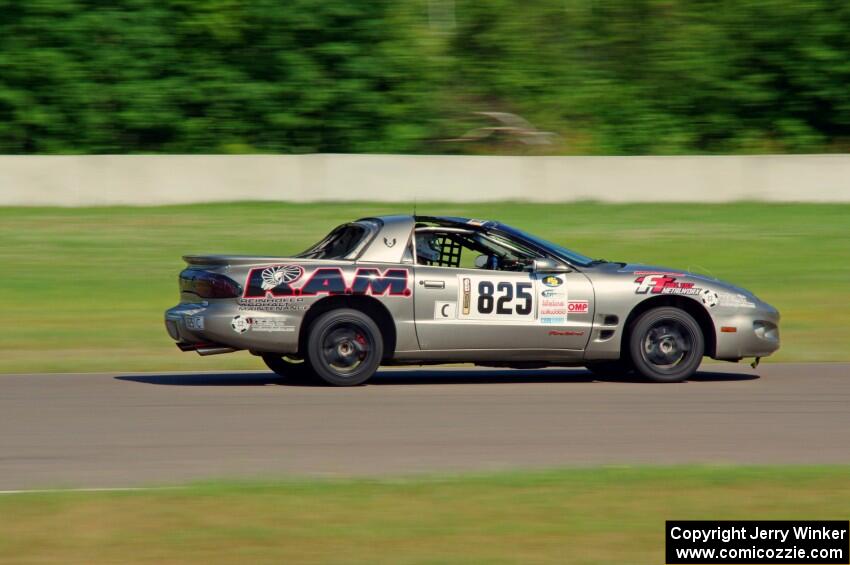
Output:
(0, 467), (848, 564)
(1, 202), (848, 373)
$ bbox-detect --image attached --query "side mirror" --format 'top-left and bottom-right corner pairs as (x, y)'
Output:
(532, 258), (570, 273)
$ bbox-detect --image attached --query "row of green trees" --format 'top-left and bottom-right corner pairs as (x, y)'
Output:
(0, 0), (847, 154)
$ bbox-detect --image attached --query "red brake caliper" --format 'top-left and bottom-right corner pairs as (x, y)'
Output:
(354, 333), (367, 356)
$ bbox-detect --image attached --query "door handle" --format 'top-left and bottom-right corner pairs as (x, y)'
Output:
(421, 280), (445, 289)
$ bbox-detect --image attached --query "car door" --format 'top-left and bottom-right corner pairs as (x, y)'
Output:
(413, 265), (593, 351)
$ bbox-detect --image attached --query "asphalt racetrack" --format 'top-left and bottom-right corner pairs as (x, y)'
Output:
(0, 363), (848, 490)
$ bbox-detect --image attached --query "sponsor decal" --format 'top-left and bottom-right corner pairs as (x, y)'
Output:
(567, 300), (589, 314)
(250, 318), (296, 332)
(184, 315), (205, 330)
(540, 294), (566, 323)
(238, 297), (308, 312)
(717, 292), (757, 308)
(700, 289), (719, 308)
(243, 266), (411, 299)
(231, 315), (295, 333)
(260, 265), (303, 291)
(231, 315), (251, 334)
(462, 278), (471, 315)
(538, 276), (566, 324)
(434, 301), (457, 319)
(548, 330), (584, 336)
(634, 274), (701, 296)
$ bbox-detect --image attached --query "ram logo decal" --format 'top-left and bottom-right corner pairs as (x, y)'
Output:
(243, 266), (410, 298)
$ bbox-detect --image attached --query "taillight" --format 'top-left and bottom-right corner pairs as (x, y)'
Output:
(180, 269), (241, 299)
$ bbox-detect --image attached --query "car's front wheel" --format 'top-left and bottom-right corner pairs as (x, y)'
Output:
(629, 307), (704, 382)
(306, 308), (383, 386)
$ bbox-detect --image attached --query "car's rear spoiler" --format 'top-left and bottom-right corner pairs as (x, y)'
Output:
(182, 254), (294, 267)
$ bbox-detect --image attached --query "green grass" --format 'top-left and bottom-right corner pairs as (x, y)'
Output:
(0, 467), (848, 564)
(1, 202), (848, 373)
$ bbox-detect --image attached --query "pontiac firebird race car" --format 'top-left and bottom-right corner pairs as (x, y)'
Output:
(164, 216), (780, 385)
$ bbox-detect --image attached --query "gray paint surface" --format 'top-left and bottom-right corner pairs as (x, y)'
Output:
(166, 216), (780, 365)
(1, 154), (849, 206)
(0, 363), (848, 490)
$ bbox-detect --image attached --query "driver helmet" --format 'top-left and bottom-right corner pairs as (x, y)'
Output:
(415, 233), (442, 263)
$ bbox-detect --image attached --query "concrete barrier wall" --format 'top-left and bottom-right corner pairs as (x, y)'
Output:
(0, 154), (848, 205)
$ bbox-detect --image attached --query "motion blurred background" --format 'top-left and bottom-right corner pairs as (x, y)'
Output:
(1, 0), (849, 155)
(0, 3), (849, 563)
(1, 0), (848, 373)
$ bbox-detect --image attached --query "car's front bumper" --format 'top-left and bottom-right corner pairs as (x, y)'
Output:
(713, 302), (780, 361)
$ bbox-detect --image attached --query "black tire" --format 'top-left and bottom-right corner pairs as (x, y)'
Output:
(585, 359), (633, 377)
(262, 354), (314, 382)
(306, 308), (383, 386)
(628, 307), (704, 382)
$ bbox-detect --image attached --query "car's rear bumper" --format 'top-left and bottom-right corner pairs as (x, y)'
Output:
(164, 302), (301, 354)
(165, 303), (211, 344)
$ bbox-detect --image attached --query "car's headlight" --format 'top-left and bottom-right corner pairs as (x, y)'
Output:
(753, 320), (779, 341)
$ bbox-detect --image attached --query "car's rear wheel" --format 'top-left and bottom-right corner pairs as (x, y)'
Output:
(629, 307), (704, 382)
(262, 354), (313, 382)
(306, 308), (383, 386)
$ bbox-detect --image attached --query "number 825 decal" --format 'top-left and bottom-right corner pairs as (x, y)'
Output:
(460, 276), (536, 320)
(477, 281), (533, 315)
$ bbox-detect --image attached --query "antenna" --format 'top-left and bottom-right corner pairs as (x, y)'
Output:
(413, 198), (417, 218)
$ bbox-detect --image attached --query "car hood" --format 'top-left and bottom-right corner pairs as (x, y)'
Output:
(587, 262), (760, 299)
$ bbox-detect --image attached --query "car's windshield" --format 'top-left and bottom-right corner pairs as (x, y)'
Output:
(494, 224), (595, 267)
(297, 221), (376, 260)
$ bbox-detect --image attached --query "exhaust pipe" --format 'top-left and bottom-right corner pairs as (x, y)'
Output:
(176, 342), (237, 356)
(196, 346), (238, 356)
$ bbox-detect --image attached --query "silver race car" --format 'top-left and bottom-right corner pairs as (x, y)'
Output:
(165, 216), (779, 385)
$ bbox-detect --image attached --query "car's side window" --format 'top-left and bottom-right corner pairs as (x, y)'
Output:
(415, 230), (463, 267)
(297, 221), (378, 260)
(414, 228), (536, 272)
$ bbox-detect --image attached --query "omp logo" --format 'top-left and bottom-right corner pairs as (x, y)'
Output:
(567, 300), (589, 313)
(244, 266), (410, 298)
